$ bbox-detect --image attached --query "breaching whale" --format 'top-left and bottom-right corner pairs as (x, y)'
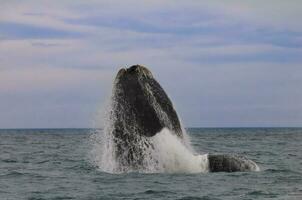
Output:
(109, 65), (258, 172)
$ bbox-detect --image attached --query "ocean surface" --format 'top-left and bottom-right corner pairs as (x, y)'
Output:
(0, 128), (301, 200)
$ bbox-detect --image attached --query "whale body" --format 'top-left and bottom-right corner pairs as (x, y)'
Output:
(109, 65), (258, 172)
(208, 154), (259, 172)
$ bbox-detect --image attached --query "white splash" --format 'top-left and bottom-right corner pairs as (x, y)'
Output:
(90, 126), (209, 174)
(151, 128), (209, 173)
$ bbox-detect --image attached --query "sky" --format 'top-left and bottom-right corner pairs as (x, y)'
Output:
(0, 0), (302, 128)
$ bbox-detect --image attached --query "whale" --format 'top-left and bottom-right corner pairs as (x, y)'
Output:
(109, 65), (258, 172)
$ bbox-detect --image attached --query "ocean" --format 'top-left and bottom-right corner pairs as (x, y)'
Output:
(0, 128), (301, 200)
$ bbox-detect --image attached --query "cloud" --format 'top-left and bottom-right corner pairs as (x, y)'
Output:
(0, 22), (84, 39)
(0, 66), (114, 128)
(158, 62), (302, 127)
(211, 0), (302, 31)
(0, 0), (302, 127)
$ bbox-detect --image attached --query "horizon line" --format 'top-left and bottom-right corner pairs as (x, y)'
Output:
(0, 126), (302, 130)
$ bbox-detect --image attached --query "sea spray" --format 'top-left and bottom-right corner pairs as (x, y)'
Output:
(89, 91), (119, 173)
(89, 98), (209, 174)
(90, 128), (209, 173)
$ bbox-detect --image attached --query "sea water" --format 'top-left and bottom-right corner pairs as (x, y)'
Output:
(0, 128), (301, 199)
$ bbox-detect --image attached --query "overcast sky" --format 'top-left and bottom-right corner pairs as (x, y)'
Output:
(0, 0), (301, 128)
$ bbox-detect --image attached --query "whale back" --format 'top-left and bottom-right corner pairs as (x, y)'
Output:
(208, 154), (259, 172)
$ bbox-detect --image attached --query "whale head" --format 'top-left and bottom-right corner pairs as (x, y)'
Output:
(112, 65), (182, 138)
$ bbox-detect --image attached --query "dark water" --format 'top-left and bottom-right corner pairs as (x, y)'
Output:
(0, 128), (301, 200)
